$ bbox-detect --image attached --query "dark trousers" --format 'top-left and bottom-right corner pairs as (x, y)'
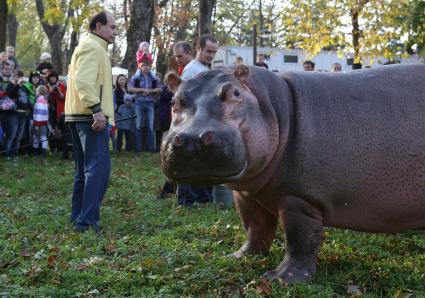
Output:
(70, 123), (111, 225)
(177, 184), (213, 206)
(4, 113), (26, 157)
(58, 114), (71, 159)
(116, 129), (133, 151)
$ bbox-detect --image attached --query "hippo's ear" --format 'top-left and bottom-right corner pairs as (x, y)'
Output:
(234, 65), (250, 83)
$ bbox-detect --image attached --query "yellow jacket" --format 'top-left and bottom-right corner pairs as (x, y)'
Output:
(65, 33), (114, 125)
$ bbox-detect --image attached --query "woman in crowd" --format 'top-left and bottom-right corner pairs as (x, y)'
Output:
(114, 74), (128, 111)
(4, 71), (32, 159)
(21, 71), (41, 154)
(46, 70), (70, 159)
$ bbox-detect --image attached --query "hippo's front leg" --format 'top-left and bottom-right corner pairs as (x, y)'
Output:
(233, 193), (278, 257)
(264, 195), (324, 283)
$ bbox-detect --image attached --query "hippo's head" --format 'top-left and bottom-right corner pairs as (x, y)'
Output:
(161, 65), (281, 185)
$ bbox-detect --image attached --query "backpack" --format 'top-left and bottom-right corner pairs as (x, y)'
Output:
(133, 70), (157, 89)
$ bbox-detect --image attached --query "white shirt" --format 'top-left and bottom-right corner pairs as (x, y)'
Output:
(181, 60), (209, 80)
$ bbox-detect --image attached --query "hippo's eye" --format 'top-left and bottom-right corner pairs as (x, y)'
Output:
(233, 90), (240, 97)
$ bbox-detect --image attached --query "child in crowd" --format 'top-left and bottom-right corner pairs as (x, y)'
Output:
(136, 41), (153, 65)
(116, 94), (135, 152)
(32, 85), (49, 157)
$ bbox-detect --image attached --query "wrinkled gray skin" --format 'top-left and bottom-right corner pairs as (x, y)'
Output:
(161, 64), (425, 283)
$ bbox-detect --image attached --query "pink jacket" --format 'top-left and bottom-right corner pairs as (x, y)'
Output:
(136, 51), (153, 64)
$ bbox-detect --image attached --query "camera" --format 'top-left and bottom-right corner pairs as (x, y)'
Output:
(53, 86), (59, 91)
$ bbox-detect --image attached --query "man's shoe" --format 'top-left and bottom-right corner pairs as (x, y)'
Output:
(75, 223), (101, 234)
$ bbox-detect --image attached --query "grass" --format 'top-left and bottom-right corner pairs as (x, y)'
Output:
(1, 152), (424, 297)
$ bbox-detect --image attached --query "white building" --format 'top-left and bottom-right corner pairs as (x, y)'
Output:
(212, 45), (423, 72)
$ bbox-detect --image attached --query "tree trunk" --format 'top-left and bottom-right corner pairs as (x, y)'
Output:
(351, 10), (360, 64)
(35, 0), (68, 74)
(65, 30), (78, 69)
(198, 0), (216, 37)
(0, 0), (7, 50)
(350, 0), (369, 66)
(121, 0), (155, 75)
(7, 13), (18, 47)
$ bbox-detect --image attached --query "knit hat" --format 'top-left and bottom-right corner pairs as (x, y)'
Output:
(40, 52), (51, 61)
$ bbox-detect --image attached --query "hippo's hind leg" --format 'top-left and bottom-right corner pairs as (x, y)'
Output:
(233, 193), (278, 258)
(264, 195), (324, 283)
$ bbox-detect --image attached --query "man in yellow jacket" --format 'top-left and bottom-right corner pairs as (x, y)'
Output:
(65, 11), (117, 233)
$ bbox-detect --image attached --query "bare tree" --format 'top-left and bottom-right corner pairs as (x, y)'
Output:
(198, 0), (216, 36)
(7, 13), (18, 47)
(153, 0), (195, 76)
(121, 0), (155, 75)
(35, 0), (75, 73)
(0, 0), (7, 50)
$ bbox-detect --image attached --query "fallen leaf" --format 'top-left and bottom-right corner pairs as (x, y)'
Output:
(147, 274), (158, 280)
(174, 265), (190, 272)
(24, 265), (42, 277)
(49, 246), (60, 254)
(47, 255), (57, 268)
(347, 284), (362, 296)
(104, 244), (117, 253)
(76, 264), (89, 271)
(20, 250), (31, 258)
(87, 289), (100, 295)
(255, 277), (272, 295)
(33, 249), (45, 260)
(143, 258), (154, 268)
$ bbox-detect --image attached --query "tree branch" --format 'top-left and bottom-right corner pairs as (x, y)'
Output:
(225, 0), (256, 37)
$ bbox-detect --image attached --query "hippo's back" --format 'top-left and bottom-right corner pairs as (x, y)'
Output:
(280, 65), (425, 232)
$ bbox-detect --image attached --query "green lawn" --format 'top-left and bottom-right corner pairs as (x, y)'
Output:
(1, 153), (424, 297)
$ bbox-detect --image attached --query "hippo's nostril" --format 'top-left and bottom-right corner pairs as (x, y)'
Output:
(173, 135), (183, 146)
(200, 131), (215, 145)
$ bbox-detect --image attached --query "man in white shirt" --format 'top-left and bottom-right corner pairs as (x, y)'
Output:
(181, 35), (218, 80)
(173, 41), (193, 76)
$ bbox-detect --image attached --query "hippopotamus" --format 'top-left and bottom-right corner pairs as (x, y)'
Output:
(160, 64), (425, 283)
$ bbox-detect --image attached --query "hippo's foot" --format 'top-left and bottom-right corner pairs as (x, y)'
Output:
(230, 241), (270, 259)
(263, 257), (316, 284)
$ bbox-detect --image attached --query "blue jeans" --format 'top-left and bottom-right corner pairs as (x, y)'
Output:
(32, 125), (48, 150)
(69, 123), (111, 225)
(4, 113), (27, 157)
(117, 129), (133, 151)
(135, 100), (154, 152)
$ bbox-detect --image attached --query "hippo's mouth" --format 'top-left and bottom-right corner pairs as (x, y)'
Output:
(166, 160), (248, 185)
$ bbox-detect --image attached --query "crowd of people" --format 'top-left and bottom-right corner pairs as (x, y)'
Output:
(0, 49), (70, 160)
(0, 43), (178, 160)
(0, 41), (346, 162)
(1, 11), (349, 232)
